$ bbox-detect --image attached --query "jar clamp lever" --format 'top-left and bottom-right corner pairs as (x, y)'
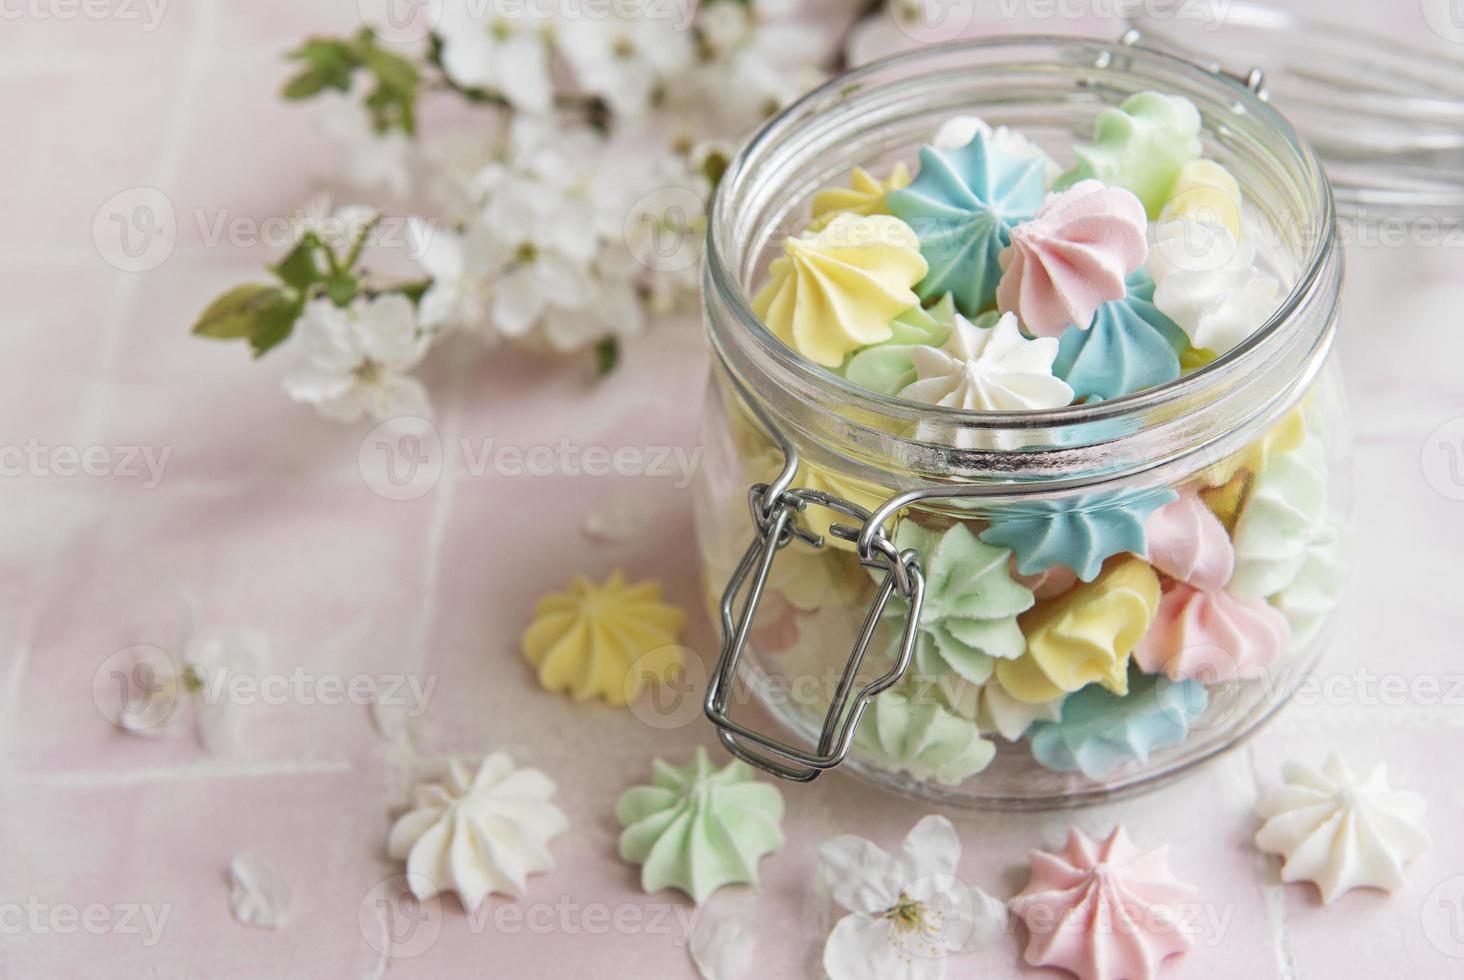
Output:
(704, 383), (928, 782)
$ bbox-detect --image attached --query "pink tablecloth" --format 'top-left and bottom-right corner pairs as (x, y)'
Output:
(4, 2), (1464, 977)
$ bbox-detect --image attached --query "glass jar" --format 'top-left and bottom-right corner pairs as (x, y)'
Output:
(693, 38), (1347, 808)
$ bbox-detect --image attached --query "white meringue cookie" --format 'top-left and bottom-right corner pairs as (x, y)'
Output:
(1147, 218), (1280, 354)
(900, 312), (1074, 450)
(1255, 754), (1431, 904)
(932, 114), (1062, 184)
(388, 754), (569, 910)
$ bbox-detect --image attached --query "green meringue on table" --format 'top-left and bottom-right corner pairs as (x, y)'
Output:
(615, 748), (785, 904)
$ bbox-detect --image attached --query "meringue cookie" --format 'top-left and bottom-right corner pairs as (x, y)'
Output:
(1229, 435), (1327, 598)
(752, 212), (927, 367)
(1255, 754), (1431, 904)
(1133, 581), (1290, 682)
(1144, 486), (1234, 590)
(1053, 268), (1189, 402)
(1010, 826), (1198, 980)
(901, 313), (1075, 448)
(887, 519), (1035, 688)
(886, 131), (1047, 315)
(617, 748), (785, 903)
(842, 293), (960, 395)
(933, 114), (1057, 183)
(861, 679), (997, 784)
(1201, 406), (1306, 488)
(1160, 159), (1243, 239)
(1028, 669), (1208, 778)
(996, 556), (1161, 703)
(388, 754), (569, 910)
(1009, 558), (1080, 599)
(810, 163), (912, 229)
(1065, 91), (1203, 216)
(1270, 519), (1347, 649)
(997, 180), (1149, 338)
(975, 673), (1066, 741)
(522, 570), (687, 704)
(981, 487), (1178, 582)
(1147, 217), (1281, 354)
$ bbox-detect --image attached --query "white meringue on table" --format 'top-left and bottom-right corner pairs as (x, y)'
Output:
(900, 312), (1074, 450)
(1255, 754), (1431, 904)
(1147, 217), (1280, 354)
(388, 753), (569, 911)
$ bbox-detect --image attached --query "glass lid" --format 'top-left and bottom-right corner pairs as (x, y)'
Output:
(1125, 0), (1464, 225)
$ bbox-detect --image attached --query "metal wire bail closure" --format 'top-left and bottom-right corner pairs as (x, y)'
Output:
(704, 483), (927, 782)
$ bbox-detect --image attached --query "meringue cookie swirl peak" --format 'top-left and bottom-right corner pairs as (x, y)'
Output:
(899, 312), (1074, 449)
(752, 212), (927, 368)
(996, 179), (1149, 339)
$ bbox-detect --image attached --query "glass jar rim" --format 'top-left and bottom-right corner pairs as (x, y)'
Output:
(704, 35), (1337, 435)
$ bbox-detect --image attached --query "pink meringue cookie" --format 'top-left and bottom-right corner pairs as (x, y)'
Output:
(1010, 557), (1080, 599)
(1134, 581), (1290, 682)
(1144, 487), (1234, 590)
(1010, 826), (1198, 980)
(997, 180), (1149, 338)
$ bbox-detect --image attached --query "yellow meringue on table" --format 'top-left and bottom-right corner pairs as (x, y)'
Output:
(752, 212), (927, 368)
(521, 571), (687, 705)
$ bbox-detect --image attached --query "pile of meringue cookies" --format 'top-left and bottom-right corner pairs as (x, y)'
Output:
(725, 90), (1347, 788)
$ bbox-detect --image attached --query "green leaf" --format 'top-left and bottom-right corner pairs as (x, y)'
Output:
(272, 240), (321, 291)
(249, 293), (303, 358)
(192, 284), (288, 340)
(324, 273), (360, 307)
(594, 337), (620, 376)
(281, 38), (358, 100)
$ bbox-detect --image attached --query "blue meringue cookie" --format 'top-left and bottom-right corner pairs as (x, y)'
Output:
(886, 132), (1047, 316)
(979, 487), (1178, 582)
(1028, 669), (1208, 779)
(1053, 269), (1190, 402)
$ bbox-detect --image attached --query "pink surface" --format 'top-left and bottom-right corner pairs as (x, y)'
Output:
(4, 2), (1464, 978)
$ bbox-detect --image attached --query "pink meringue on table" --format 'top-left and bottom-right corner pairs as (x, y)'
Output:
(1009, 826), (1198, 980)
(1144, 487), (1233, 590)
(1134, 581), (1290, 683)
(997, 180), (1149, 338)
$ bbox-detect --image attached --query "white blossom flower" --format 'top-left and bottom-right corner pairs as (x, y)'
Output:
(540, 245), (646, 352)
(113, 594), (269, 755)
(435, 0), (554, 112)
(315, 90), (412, 198)
(412, 218), (496, 332)
(558, 8), (694, 116)
(284, 294), (432, 422)
(819, 815), (1006, 980)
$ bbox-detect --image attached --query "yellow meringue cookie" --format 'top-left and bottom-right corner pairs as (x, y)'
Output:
(996, 556), (1161, 704)
(522, 571), (687, 705)
(1160, 159), (1243, 239)
(809, 163), (913, 230)
(1201, 407), (1305, 487)
(752, 213), (927, 368)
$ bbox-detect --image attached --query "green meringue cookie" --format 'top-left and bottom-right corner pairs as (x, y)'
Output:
(1061, 91), (1202, 216)
(860, 680), (996, 785)
(1270, 518), (1348, 648)
(842, 294), (969, 395)
(615, 748), (785, 904)
(1230, 435), (1328, 599)
(886, 520), (1035, 688)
